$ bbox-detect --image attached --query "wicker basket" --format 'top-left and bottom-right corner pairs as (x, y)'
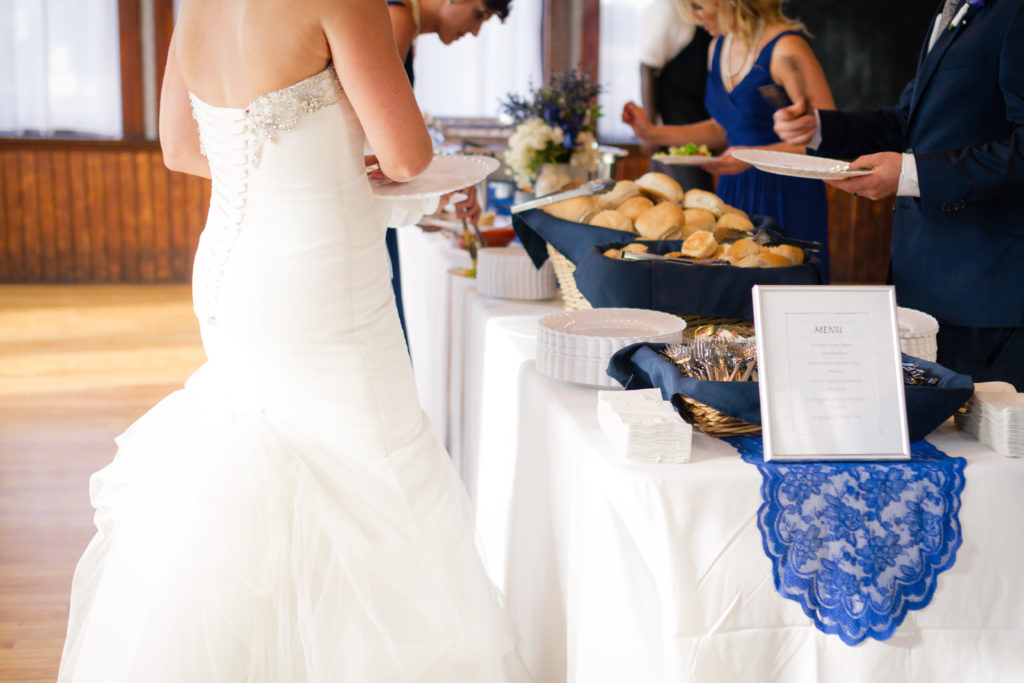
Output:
(671, 394), (762, 438)
(547, 244), (592, 311)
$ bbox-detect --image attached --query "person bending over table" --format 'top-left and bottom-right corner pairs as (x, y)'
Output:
(622, 0), (836, 279)
(773, 0), (1024, 390)
(639, 0), (714, 193)
(384, 0), (511, 342)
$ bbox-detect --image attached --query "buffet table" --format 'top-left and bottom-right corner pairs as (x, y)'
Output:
(397, 230), (1024, 683)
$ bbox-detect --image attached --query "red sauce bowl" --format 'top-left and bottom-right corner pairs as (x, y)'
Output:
(459, 227), (517, 249)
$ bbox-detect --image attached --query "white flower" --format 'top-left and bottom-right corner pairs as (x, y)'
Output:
(504, 118), (565, 189)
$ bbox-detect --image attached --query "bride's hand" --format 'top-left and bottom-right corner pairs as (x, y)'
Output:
(364, 155), (387, 180)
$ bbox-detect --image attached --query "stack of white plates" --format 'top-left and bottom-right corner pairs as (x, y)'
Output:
(954, 381), (1024, 458)
(897, 306), (939, 362)
(597, 389), (693, 464)
(536, 307), (686, 388)
(477, 246), (557, 300)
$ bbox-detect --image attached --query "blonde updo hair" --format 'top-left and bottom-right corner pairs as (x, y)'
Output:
(681, 0), (807, 49)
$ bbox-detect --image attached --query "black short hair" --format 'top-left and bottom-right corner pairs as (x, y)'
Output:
(483, 0), (512, 21)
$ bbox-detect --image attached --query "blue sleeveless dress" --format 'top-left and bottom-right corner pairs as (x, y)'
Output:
(705, 31), (830, 279)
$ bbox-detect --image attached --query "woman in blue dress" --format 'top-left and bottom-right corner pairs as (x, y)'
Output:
(622, 0), (835, 279)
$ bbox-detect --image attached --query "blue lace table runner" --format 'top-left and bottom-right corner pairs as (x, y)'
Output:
(727, 436), (966, 645)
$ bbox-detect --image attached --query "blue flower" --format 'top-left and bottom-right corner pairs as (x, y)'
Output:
(822, 495), (864, 545)
(787, 524), (824, 571)
(855, 530), (903, 576)
(779, 468), (828, 507)
(858, 468), (908, 509)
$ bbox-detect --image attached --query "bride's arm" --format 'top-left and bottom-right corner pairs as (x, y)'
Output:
(158, 36), (211, 179)
(322, 0), (433, 182)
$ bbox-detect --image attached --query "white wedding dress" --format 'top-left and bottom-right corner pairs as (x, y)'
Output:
(58, 66), (530, 683)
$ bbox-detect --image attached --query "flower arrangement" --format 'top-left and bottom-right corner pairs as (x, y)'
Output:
(500, 70), (603, 191)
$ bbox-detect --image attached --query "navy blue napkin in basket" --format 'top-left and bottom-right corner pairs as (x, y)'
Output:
(512, 208), (824, 320)
(608, 343), (974, 442)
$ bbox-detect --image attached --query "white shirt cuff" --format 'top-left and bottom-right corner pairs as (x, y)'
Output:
(382, 196), (441, 228)
(897, 153), (921, 197)
(807, 110), (823, 150)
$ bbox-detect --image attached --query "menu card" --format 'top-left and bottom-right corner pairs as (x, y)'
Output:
(752, 285), (910, 461)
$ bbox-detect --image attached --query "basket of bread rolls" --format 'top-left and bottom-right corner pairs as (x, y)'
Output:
(510, 171), (824, 321)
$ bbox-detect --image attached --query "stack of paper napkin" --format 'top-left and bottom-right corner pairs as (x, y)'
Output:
(597, 389), (693, 464)
(954, 381), (1024, 458)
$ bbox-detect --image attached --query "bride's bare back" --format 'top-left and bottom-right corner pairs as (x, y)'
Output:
(174, 0), (330, 108)
(161, 0), (432, 182)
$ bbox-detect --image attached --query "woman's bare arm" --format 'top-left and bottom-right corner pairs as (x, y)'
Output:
(387, 2), (417, 60)
(158, 37), (211, 178)
(322, 0), (432, 181)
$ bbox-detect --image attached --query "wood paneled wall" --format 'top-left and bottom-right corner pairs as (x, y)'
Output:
(1, 139), (209, 283)
(612, 148), (894, 284)
(0, 140), (891, 285)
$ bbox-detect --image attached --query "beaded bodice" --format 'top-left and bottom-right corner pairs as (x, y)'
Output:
(188, 67), (343, 325)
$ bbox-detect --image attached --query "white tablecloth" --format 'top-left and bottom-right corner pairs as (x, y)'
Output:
(398, 230), (1024, 682)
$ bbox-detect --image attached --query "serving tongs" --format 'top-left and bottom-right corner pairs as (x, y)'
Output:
(717, 225), (823, 252)
(621, 251), (729, 266)
(510, 178), (616, 214)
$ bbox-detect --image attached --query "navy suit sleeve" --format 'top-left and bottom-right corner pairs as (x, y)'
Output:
(915, 2), (1024, 225)
(815, 80), (915, 159)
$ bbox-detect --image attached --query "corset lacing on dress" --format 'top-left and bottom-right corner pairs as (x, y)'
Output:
(188, 67), (343, 325)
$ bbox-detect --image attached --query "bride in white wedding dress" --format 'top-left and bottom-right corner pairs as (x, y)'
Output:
(57, 1), (529, 681)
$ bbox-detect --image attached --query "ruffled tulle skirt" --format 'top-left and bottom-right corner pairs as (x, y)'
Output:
(58, 364), (529, 682)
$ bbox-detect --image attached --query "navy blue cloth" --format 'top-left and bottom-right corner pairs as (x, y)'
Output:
(512, 208), (824, 320)
(729, 435), (965, 645)
(936, 323), (1024, 391)
(607, 343), (974, 442)
(705, 31), (830, 279)
(815, 1), (1024, 355)
(385, 227), (408, 346)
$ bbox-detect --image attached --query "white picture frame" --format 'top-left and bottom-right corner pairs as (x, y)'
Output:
(752, 285), (910, 461)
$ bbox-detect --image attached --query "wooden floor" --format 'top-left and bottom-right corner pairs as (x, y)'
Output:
(0, 285), (204, 681)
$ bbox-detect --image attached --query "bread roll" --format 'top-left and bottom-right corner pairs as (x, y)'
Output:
(596, 180), (641, 210)
(543, 196), (596, 223)
(760, 252), (793, 268)
(664, 251), (685, 259)
(716, 212), (754, 232)
(712, 244), (727, 259)
(603, 247), (623, 259)
(634, 202), (686, 239)
(589, 209), (635, 233)
(683, 188), (726, 217)
(616, 196), (655, 222)
(679, 231), (718, 259)
(622, 242), (649, 253)
(767, 244), (805, 265)
(720, 204), (750, 220)
(636, 172), (684, 204)
(736, 254), (772, 268)
(681, 208), (717, 238)
(725, 237), (764, 264)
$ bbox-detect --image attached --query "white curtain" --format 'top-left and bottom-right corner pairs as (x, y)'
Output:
(598, 0), (646, 143)
(412, 0), (543, 119)
(0, 0), (122, 137)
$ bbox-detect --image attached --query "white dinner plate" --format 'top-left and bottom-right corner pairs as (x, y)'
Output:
(370, 154), (500, 200)
(731, 149), (873, 180)
(652, 153), (721, 166)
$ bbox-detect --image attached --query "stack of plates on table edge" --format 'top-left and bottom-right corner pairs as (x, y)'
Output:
(898, 306), (939, 362)
(954, 381), (1024, 458)
(597, 388), (693, 463)
(536, 307), (686, 388)
(477, 246), (558, 300)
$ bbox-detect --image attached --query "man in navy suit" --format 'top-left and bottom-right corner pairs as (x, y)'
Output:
(773, 0), (1024, 390)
